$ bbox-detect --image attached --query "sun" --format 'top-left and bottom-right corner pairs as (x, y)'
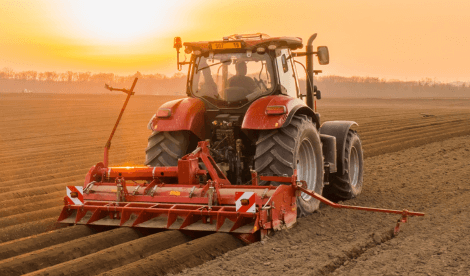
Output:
(65, 0), (181, 44)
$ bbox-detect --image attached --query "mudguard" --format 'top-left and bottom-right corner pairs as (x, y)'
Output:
(241, 95), (318, 130)
(149, 98), (205, 140)
(320, 121), (358, 175)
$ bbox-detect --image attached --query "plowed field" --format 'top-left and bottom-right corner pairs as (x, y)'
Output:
(0, 94), (469, 275)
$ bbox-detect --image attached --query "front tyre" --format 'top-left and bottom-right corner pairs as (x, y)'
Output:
(145, 131), (189, 167)
(324, 130), (363, 201)
(254, 116), (324, 217)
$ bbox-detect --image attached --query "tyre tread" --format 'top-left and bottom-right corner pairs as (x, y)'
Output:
(324, 130), (363, 201)
(144, 131), (189, 167)
(254, 116), (324, 217)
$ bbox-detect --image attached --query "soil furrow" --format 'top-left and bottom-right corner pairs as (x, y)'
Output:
(0, 198), (61, 218)
(29, 230), (192, 276)
(0, 191), (62, 209)
(0, 175), (85, 191)
(0, 217), (60, 243)
(315, 229), (396, 275)
(357, 112), (470, 131)
(0, 181), (82, 203)
(360, 119), (469, 143)
(0, 206), (63, 229)
(100, 233), (244, 276)
(364, 128), (470, 157)
(0, 225), (95, 261)
(0, 130), (146, 152)
(0, 157), (138, 184)
(358, 116), (460, 134)
(362, 124), (470, 152)
(0, 227), (142, 276)
(0, 139), (145, 164)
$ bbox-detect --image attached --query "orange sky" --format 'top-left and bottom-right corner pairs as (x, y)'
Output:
(1, 0), (469, 82)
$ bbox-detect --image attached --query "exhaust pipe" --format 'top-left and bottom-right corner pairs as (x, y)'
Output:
(306, 33), (317, 109)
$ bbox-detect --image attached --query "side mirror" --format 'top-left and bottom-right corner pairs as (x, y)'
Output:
(314, 85), (321, 100)
(317, 46), (329, 65)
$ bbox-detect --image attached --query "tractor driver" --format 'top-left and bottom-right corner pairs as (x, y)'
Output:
(227, 61), (256, 92)
(196, 59), (219, 99)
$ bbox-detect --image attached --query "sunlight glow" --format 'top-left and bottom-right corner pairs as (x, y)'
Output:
(1, 0), (470, 81)
(65, 0), (182, 44)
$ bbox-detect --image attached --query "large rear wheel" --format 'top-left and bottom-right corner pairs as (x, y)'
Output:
(254, 116), (324, 217)
(145, 131), (189, 167)
(323, 130), (363, 200)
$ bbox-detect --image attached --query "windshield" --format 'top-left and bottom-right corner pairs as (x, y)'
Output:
(191, 52), (274, 108)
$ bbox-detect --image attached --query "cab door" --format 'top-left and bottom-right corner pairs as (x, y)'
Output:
(275, 48), (299, 99)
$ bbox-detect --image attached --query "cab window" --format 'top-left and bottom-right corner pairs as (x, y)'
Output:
(276, 48), (298, 98)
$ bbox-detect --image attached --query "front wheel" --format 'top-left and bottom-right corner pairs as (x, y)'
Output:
(254, 116), (324, 217)
(323, 130), (364, 201)
(144, 131), (189, 167)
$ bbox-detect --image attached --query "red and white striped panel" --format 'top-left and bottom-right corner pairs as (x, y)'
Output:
(66, 186), (84, 205)
(235, 192), (256, 213)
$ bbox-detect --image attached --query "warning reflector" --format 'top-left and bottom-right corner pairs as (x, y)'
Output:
(66, 186), (84, 205)
(235, 192), (256, 213)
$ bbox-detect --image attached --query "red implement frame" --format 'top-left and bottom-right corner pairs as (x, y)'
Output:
(59, 141), (424, 243)
(58, 83), (424, 243)
(59, 141), (299, 243)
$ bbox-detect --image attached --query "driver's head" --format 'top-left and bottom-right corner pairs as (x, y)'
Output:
(235, 61), (247, 76)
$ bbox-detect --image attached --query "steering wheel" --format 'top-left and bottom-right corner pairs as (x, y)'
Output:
(254, 77), (267, 91)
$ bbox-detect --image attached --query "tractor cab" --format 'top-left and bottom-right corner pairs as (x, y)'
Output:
(176, 34), (306, 108)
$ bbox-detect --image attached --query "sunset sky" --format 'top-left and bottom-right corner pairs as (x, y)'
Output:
(1, 0), (469, 82)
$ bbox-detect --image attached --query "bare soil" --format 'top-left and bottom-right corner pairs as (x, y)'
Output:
(0, 94), (469, 275)
(0, 227), (142, 275)
(30, 230), (192, 276)
(179, 135), (470, 276)
(101, 233), (244, 276)
(0, 225), (95, 260)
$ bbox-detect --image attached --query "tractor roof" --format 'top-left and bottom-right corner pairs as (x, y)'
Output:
(183, 33), (303, 53)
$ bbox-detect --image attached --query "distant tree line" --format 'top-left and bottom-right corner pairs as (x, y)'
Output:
(0, 68), (187, 95)
(302, 76), (470, 98)
(1, 68), (469, 98)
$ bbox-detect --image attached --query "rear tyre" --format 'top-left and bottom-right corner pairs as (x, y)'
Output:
(145, 131), (189, 167)
(254, 116), (324, 217)
(324, 130), (363, 201)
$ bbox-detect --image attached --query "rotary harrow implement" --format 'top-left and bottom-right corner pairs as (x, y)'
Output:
(58, 139), (423, 243)
(59, 140), (300, 243)
(58, 33), (424, 243)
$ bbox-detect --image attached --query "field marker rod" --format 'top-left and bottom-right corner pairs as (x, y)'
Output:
(103, 78), (138, 167)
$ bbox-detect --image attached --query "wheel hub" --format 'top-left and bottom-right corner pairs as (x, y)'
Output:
(350, 146), (359, 187)
(297, 138), (316, 201)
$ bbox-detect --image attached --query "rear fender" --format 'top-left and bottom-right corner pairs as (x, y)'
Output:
(319, 121), (358, 175)
(241, 95), (319, 130)
(149, 98), (205, 140)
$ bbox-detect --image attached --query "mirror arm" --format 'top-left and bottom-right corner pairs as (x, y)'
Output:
(294, 60), (306, 70)
(292, 51), (317, 57)
(294, 60), (308, 99)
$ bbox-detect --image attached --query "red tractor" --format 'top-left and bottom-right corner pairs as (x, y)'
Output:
(145, 33), (363, 215)
(58, 33), (423, 243)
